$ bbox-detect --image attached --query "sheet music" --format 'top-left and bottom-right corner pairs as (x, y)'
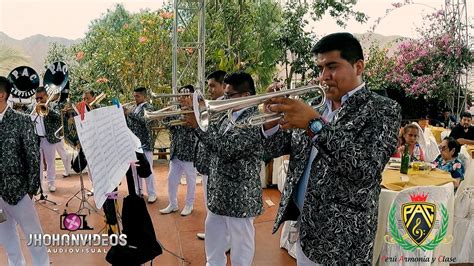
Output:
(74, 106), (137, 208)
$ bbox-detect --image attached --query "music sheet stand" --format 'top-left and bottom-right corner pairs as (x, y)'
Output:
(64, 146), (98, 215)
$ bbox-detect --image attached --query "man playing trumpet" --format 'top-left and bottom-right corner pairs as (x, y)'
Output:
(124, 87), (157, 203)
(194, 70), (227, 240)
(159, 85), (198, 216)
(264, 32), (401, 264)
(187, 72), (264, 265)
(31, 86), (62, 192)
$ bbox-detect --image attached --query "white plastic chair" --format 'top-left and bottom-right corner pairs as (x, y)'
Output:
(412, 122), (440, 162)
(441, 129), (451, 140)
(452, 184), (474, 262)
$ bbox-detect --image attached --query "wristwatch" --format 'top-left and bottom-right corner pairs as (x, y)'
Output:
(306, 118), (324, 138)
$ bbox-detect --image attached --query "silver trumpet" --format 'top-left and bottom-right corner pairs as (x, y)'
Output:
(150, 92), (193, 98)
(144, 105), (194, 126)
(192, 84), (327, 131)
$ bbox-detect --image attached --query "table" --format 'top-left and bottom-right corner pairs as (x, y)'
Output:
(372, 169), (456, 265)
(381, 168), (454, 191)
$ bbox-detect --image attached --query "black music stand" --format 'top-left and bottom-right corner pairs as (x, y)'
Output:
(34, 182), (60, 214)
(64, 147), (98, 215)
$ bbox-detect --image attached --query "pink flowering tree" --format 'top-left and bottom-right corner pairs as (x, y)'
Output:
(387, 9), (473, 107)
(365, 7), (473, 118)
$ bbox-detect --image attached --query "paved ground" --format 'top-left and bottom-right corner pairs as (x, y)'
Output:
(0, 158), (295, 266)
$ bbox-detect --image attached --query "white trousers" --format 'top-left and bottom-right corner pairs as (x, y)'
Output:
(39, 137), (56, 186)
(55, 140), (72, 175)
(205, 211), (255, 266)
(296, 240), (323, 266)
(138, 151), (156, 197)
(202, 174), (208, 210)
(0, 196), (50, 266)
(167, 158), (196, 207)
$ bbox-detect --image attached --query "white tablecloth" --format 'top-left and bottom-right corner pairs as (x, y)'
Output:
(373, 183), (455, 265)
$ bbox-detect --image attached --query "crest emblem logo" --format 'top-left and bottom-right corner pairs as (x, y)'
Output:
(388, 192), (449, 251)
(401, 193), (436, 246)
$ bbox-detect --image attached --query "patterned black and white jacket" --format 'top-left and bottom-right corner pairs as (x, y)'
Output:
(28, 103), (62, 144)
(168, 124), (197, 162)
(0, 108), (40, 205)
(195, 107), (264, 218)
(266, 87), (401, 264)
(126, 102), (155, 152)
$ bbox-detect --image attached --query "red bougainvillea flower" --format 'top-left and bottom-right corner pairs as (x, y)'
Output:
(76, 51), (85, 61)
(96, 77), (109, 83)
(139, 36), (148, 43)
(159, 12), (173, 19)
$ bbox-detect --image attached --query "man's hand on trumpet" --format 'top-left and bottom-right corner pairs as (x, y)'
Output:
(123, 105), (132, 116)
(266, 97), (321, 130)
(262, 82), (286, 130)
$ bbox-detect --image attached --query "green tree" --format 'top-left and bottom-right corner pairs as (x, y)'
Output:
(204, 1), (283, 91)
(275, 2), (317, 88)
(72, 4), (174, 102)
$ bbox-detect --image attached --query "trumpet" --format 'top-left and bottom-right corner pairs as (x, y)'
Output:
(31, 89), (60, 116)
(144, 105), (194, 126)
(121, 101), (135, 110)
(150, 92), (193, 98)
(192, 84), (327, 131)
(88, 92), (106, 108)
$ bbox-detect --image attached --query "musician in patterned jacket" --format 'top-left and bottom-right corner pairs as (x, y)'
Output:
(125, 87), (157, 203)
(190, 72), (264, 265)
(264, 32), (401, 264)
(32, 86), (62, 192)
(159, 85), (198, 216)
(0, 76), (50, 265)
(193, 70), (226, 240)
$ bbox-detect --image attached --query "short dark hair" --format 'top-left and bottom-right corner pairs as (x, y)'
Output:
(36, 86), (47, 94)
(206, 70), (227, 84)
(223, 72), (255, 96)
(0, 76), (12, 99)
(179, 84), (195, 93)
(444, 137), (461, 157)
(85, 90), (96, 97)
(311, 32), (364, 64)
(460, 111), (472, 119)
(134, 87), (147, 95)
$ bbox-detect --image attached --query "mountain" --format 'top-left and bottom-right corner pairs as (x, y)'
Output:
(0, 32), (80, 76)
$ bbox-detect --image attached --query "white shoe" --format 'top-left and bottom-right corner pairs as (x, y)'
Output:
(196, 233), (205, 240)
(147, 195), (157, 203)
(180, 205), (193, 216)
(160, 204), (178, 214)
(62, 172), (70, 177)
(48, 185), (56, 192)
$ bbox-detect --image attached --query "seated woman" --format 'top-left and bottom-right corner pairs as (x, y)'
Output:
(393, 124), (425, 161)
(433, 137), (464, 188)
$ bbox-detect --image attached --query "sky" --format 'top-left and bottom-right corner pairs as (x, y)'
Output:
(0, 0), (472, 40)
